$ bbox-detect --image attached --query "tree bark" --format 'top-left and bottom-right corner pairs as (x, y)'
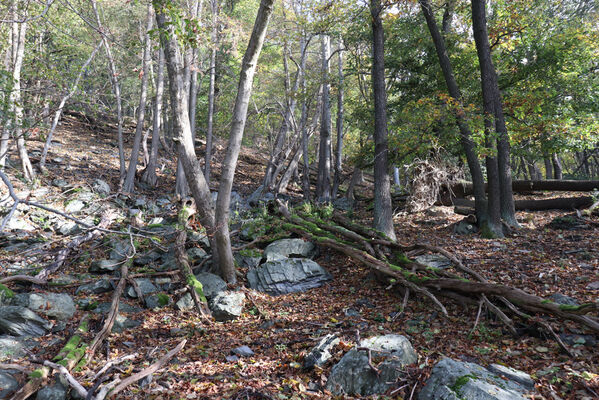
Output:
(419, 0), (488, 226)
(205, 0), (218, 184)
(454, 196), (594, 211)
(543, 155), (553, 179)
(452, 179), (599, 196)
(370, 0), (396, 240)
(90, 0), (126, 179)
(471, 0), (518, 229)
(552, 153), (563, 180)
(214, 0), (275, 283)
(142, 48), (165, 187)
(332, 36), (344, 199)
(155, 1), (219, 269)
(316, 34), (332, 202)
(123, 5), (153, 193)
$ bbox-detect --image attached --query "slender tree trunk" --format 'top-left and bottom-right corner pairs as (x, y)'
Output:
(552, 153), (563, 180)
(123, 5), (153, 193)
(471, 0), (518, 229)
(11, 14), (34, 181)
(316, 34), (332, 202)
(142, 48), (165, 187)
(0, 17), (14, 169)
(370, 0), (396, 240)
(155, 1), (220, 269)
(40, 42), (102, 170)
(299, 35), (311, 201)
(332, 37), (344, 199)
(214, 0), (275, 283)
(205, 0), (218, 184)
(419, 0), (488, 225)
(90, 0), (126, 180)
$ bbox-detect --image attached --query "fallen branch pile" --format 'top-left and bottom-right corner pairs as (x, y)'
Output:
(276, 201), (599, 348)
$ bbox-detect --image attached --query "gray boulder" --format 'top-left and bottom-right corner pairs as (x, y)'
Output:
(303, 334), (340, 369)
(112, 314), (142, 333)
(234, 252), (262, 269)
(126, 279), (158, 298)
(36, 382), (66, 400)
(195, 273), (227, 300)
(187, 247), (208, 262)
(64, 200), (85, 213)
(134, 251), (162, 266)
(548, 293), (580, 306)
(176, 293), (194, 311)
(264, 238), (315, 262)
(89, 259), (121, 273)
(76, 279), (113, 295)
(247, 185), (275, 207)
(14, 293), (76, 321)
(247, 259), (332, 295)
(326, 334), (417, 396)
(0, 371), (19, 399)
(210, 291), (245, 322)
(0, 306), (51, 337)
(418, 358), (535, 400)
(0, 335), (29, 360)
(145, 293), (171, 309)
(5, 216), (35, 232)
(109, 240), (133, 261)
(92, 179), (111, 195)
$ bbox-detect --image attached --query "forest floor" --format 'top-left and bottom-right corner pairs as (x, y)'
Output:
(1, 113), (598, 399)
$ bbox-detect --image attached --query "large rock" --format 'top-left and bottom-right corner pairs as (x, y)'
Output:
(264, 239), (315, 262)
(0, 370), (19, 399)
(89, 259), (121, 273)
(35, 381), (67, 400)
(92, 179), (111, 195)
(76, 279), (113, 295)
(210, 291), (245, 322)
(195, 273), (227, 300)
(13, 293), (76, 321)
(326, 334), (417, 396)
(0, 335), (29, 360)
(0, 306), (51, 337)
(418, 358), (535, 400)
(126, 279), (159, 298)
(414, 254), (452, 270)
(246, 259), (332, 295)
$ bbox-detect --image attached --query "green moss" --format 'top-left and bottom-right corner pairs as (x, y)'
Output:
(394, 252), (412, 265)
(186, 274), (207, 303)
(541, 299), (554, 304)
(157, 293), (170, 306)
(558, 303), (585, 311)
(30, 369), (45, 379)
(450, 374), (479, 395)
(0, 283), (15, 298)
(238, 248), (261, 258)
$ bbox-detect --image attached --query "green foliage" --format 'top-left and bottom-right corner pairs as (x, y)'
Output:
(186, 274), (207, 303)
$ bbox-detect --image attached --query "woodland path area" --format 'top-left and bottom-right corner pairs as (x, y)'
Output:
(1, 115), (599, 399)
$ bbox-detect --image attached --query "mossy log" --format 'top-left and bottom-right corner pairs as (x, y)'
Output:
(277, 201), (599, 335)
(11, 316), (89, 400)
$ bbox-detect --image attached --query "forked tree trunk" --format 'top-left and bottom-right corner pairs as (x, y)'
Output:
(370, 0), (396, 240)
(419, 0), (488, 226)
(123, 5), (153, 193)
(316, 34), (332, 202)
(471, 0), (518, 229)
(332, 37), (344, 199)
(214, 0), (275, 283)
(142, 48), (165, 187)
(90, 0), (126, 179)
(155, 1), (220, 269)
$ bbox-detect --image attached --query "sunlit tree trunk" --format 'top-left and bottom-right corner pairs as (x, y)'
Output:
(205, 0), (218, 184)
(299, 34), (311, 201)
(214, 0), (275, 283)
(332, 37), (344, 199)
(142, 48), (165, 187)
(316, 34), (332, 202)
(123, 5), (154, 193)
(370, 0), (396, 240)
(552, 153), (563, 180)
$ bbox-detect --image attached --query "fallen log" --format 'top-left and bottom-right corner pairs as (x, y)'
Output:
(452, 180), (599, 197)
(276, 201), (599, 337)
(453, 196), (594, 211)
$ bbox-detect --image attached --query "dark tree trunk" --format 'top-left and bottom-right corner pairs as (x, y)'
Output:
(552, 153), (563, 180)
(142, 48), (165, 187)
(205, 0), (218, 184)
(370, 0), (396, 240)
(471, 0), (517, 230)
(544, 155), (553, 180)
(419, 0), (488, 226)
